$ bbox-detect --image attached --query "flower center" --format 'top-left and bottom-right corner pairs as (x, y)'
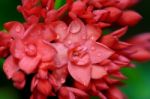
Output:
(25, 44), (37, 56)
(69, 46), (90, 66)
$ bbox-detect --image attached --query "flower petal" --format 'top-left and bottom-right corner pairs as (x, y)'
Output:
(100, 34), (118, 48)
(91, 65), (107, 79)
(107, 87), (125, 99)
(129, 48), (150, 61)
(42, 25), (57, 41)
(10, 40), (25, 59)
(0, 32), (11, 57)
(51, 43), (68, 68)
(38, 41), (56, 62)
(111, 26), (128, 38)
(118, 10), (142, 26)
(53, 21), (68, 42)
(19, 55), (40, 74)
(69, 92), (76, 99)
(37, 79), (52, 96)
(68, 62), (91, 86)
(67, 87), (88, 96)
(86, 24), (102, 41)
(59, 87), (74, 99)
(52, 66), (68, 85)
(12, 71), (25, 82)
(127, 33), (150, 51)
(31, 76), (38, 92)
(85, 41), (114, 63)
(105, 7), (122, 23)
(64, 19), (87, 46)
(23, 24), (42, 41)
(13, 79), (26, 89)
(30, 90), (47, 99)
(4, 21), (25, 39)
(3, 56), (19, 79)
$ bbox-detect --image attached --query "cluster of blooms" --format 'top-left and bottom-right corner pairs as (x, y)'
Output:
(0, 0), (150, 99)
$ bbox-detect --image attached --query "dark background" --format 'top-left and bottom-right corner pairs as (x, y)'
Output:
(0, 0), (150, 99)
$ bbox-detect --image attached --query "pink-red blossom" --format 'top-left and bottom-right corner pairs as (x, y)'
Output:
(0, 0), (150, 99)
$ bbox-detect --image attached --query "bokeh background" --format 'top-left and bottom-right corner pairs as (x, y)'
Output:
(0, 0), (150, 99)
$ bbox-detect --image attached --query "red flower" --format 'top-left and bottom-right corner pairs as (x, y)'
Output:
(0, 0), (150, 99)
(59, 87), (88, 99)
(122, 33), (150, 61)
(0, 32), (11, 58)
(118, 10), (142, 26)
(3, 56), (26, 89)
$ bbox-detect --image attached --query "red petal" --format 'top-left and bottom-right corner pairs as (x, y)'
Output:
(3, 56), (19, 79)
(69, 92), (76, 99)
(96, 22), (111, 28)
(71, 0), (86, 16)
(107, 87), (125, 99)
(30, 90), (47, 99)
(12, 71), (25, 82)
(114, 41), (131, 49)
(100, 34), (118, 48)
(111, 72), (127, 79)
(105, 7), (122, 23)
(98, 92), (107, 99)
(31, 76), (38, 92)
(37, 79), (52, 96)
(118, 10), (142, 26)
(86, 24), (102, 41)
(68, 62), (91, 86)
(53, 21), (68, 42)
(19, 55), (40, 74)
(127, 33), (150, 51)
(105, 62), (120, 71)
(23, 24), (42, 41)
(44, 0), (54, 10)
(129, 48), (150, 61)
(52, 66), (68, 85)
(59, 87), (72, 99)
(26, 15), (39, 24)
(95, 81), (109, 90)
(0, 32), (11, 45)
(10, 40), (25, 59)
(64, 19), (87, 46)
(93, 10), (109, 22)
(85, 41), (114, 63)
(37, 41), (56, 62)
(111, 26), (128, 38)
(67, 87), (88, 96)
(37, 69), (48, 79)
(4, 21), (25, 39)
(91, 65), (107, 79)
(0, 32), (11, 57)
(13, 80), (26, 89)
(42, 25), (57, 41)
(51, 43), (68, 68)
(114, 0), (130, 9)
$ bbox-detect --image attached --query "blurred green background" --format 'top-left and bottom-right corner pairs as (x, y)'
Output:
(0, 0), (150, 99)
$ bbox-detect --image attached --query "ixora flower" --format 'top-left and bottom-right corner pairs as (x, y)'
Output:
(0, 0), (150, 99)
(0, 32), (11, 58)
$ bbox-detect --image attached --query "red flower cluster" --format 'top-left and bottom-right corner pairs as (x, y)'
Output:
(0, 0), (150, 99)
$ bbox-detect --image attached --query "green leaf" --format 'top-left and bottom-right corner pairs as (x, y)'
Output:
(90, 96), (99, 99)
(54, 0), (66, 9)
(0, 87), (19, 99)
(121, 62), (150, 99)
(0, 58), (4, 70)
